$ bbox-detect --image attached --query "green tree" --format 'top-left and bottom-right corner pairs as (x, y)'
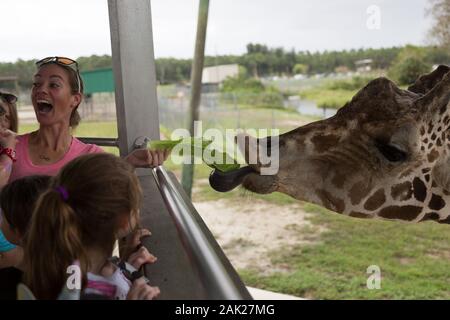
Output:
(293, 63), (309, 74)
(426, 0), (450, 49)
(388, 46), (431, 85)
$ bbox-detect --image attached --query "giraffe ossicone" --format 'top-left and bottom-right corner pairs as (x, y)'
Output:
(210, 65), (450, 224)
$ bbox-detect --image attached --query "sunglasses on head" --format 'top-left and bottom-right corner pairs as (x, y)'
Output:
(0, 92), (18, 105)
(35, 56), (81, 93)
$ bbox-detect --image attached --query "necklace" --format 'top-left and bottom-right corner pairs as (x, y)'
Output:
(39, 154), (51, 161)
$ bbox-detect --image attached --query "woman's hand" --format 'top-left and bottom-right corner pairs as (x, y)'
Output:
(127, 277), (160, 300)
(125, 149), (170, 168)
(0, 129), (17, 149)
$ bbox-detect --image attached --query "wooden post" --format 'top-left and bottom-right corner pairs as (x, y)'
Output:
(181, 0), (210, 197)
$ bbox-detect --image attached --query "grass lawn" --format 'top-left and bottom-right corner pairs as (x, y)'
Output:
(242, 202), (450, 299)
(193, 179), (450, 299)
(300, 87), (357, 109)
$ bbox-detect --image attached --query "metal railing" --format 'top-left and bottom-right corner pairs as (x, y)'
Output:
(152, 166), (252, 300)
(78, 137), (118, 148)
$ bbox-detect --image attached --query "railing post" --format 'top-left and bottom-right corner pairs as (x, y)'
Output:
(108, 0), (160, 161)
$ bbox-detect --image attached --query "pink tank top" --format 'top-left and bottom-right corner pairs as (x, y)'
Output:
(9, 133), (104, 182)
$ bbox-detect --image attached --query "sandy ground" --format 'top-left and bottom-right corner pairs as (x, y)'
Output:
(193, 198), (324, 273)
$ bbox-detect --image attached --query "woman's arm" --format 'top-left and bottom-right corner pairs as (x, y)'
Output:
(124, 149), (170, 168)
(0, 129), (17, 188)
(0, 156), (14, 188)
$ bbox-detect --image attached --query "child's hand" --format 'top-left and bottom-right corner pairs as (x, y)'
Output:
(129, 228), (151, 249)
(127, 277), (160, 300)
(0, 129), (17, 149)
(127, 246), (157, 270)
(120, 228), (151, 260)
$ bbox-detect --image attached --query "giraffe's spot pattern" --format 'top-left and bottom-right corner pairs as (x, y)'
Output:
(423, 138), (429, 144)
(421, 212), (440, 221)
(331, 172), (346, 189)
(420, 126), (426, 135)
(431, 133), (437, 141)
(391, 181), (413, 201)
(436, 138), (442, 146)
(428, 194), (446, 211)
(316, 189), (345, 213)
(378, 205), (422, 221)
(424, 174), (430, 183)
(349, 211), (372, 219)
(349, 181), (371, 206)
(412, 177), (427, 202)
(311, 134), (340, 153)
(399, 168), (413, 179)
(427, 149), (439, 163)
(439, 215), (450, 224)
(421, 167), (431, 174)
(428, 124), (434, 134)
(364, 188), (386, 211)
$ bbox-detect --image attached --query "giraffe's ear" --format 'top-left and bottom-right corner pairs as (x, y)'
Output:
(415, 68), (450, 115)
(408, 65), (450, 95)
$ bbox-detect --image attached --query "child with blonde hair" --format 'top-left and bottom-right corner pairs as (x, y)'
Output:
(24, 153), (159, 300)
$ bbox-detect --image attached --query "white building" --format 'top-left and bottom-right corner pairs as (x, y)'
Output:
(355, 59), (373, 72)
(202, 64), (239, 84)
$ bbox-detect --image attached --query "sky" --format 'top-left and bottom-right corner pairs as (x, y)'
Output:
(0, 0), (435, 63)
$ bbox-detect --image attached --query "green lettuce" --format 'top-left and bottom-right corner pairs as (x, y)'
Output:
(149, 138), (240, 172)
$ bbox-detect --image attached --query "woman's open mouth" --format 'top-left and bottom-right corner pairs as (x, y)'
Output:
(36, 100), (54, 114)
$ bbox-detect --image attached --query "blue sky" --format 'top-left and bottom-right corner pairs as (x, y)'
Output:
(0, 0), (434, 62)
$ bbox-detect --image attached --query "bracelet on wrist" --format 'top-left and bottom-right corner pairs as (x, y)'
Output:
(0, 146), (16, 162)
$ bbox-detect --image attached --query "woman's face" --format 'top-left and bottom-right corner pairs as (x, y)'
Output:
(31, 63), (81, 127)
(0, 101), (12, 130)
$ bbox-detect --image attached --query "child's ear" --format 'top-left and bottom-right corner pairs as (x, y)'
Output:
(116, 212), (132, 239)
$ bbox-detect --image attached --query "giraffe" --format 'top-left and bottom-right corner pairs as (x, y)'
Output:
(210, 65), (450, 224)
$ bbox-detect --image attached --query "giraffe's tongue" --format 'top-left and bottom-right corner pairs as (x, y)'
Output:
(209, 166), (255, 192)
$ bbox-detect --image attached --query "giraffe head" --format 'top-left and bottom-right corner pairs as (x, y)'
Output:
(211, 65), (450, 224)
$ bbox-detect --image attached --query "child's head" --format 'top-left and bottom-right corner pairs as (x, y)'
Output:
(24, 153), (142, 299)
(0, 92), (18, 132)
(0, 175), (51, 245)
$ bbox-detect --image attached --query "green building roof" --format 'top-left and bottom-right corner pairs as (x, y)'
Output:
(80, 68), (114, 94)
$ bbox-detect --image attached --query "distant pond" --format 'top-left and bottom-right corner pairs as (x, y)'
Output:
(285, 96), (337, 119)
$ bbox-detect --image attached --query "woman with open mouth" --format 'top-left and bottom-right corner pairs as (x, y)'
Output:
(0, 56), (170, 187)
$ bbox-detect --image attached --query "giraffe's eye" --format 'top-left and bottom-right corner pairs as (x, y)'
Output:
(375, 140), (408, 162)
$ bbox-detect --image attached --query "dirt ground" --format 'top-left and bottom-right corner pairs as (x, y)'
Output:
(193, 198), (324, 273)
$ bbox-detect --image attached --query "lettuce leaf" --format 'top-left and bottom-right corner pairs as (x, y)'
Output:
(149, 138), (240, 172)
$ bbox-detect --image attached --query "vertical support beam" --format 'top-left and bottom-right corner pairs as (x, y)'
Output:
(108, 0), (160, 159)
(181, 0), (210, 197)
